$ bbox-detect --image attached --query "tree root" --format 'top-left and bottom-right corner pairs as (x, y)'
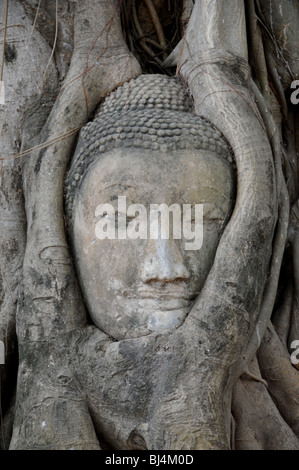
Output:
(264, 39), (288, 120)
(289, 206), (299, 357)
(272, 282), (293, 346)
(143, 0), (167, 51)
(232, 356), (299, 450)
(258, 323), (299, 437)
(236, 79), (289, 377)
(132, 0), (164, 67)
(246, 0), (270, 104)
(241, 369), (268, 388)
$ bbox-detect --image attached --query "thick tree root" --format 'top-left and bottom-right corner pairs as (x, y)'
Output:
(232, 356), (299, 450)
(257, 324), (299, 437)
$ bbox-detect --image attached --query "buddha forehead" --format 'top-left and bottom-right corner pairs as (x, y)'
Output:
(79, 147), (234, 211)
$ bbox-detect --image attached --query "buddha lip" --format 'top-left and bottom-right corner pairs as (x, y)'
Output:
(136, 288), (197, 301)
(146, 303), (192, 312)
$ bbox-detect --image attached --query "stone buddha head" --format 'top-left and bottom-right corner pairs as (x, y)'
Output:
(65, 75), (236, 340)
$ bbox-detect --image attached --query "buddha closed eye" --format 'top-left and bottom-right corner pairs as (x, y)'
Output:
(65, 75), (236, 340)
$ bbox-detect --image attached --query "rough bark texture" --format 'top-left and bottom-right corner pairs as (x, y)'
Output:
(0, 0), (298, 450)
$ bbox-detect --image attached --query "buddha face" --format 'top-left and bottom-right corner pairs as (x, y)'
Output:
(72, 147), (235, 339)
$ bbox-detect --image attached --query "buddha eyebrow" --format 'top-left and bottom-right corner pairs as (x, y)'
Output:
(89, 183), (139, 206)
(93, 183), (138, 196)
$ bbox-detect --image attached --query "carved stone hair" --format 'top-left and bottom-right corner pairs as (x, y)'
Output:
(65, 74), (234, 221)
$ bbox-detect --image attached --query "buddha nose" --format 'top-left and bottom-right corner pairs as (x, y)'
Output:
(141, 238), (190, 283)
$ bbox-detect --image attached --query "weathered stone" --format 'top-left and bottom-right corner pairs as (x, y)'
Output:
(65, 74), (236, 341)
